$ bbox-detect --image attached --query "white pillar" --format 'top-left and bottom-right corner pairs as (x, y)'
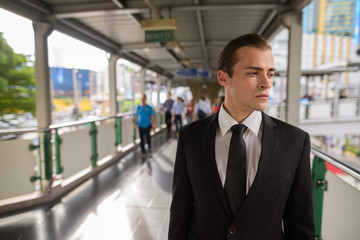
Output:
(33, 21), (54, 192)
(33, 21), (53, 128)
(156, 77), (161, 107)
(283, 12), (302, 127)
(279, 72), (286, 120)
(109, 54), (120, 115)
(332, 72), (341, 120)
(140, 67), (147, 94)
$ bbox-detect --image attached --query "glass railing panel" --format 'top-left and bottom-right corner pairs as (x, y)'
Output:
(338, 98), (358, 118)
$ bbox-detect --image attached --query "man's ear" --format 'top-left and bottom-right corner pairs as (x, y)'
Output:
(217, 70), (228, 87)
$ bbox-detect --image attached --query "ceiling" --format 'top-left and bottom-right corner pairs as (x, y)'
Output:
(0, 0), (310, 86)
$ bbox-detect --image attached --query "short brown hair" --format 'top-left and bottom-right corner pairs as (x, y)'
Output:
(217, 33), (271, 77)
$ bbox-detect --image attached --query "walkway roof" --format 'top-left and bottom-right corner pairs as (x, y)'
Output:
(1, 0), (310, 85)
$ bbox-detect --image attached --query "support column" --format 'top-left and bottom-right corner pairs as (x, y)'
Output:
(140, 67), (147, 94)
(33, 21), (53, 128)
(332, 72), (341, 120)
(167, 79), (172, 91)
(109, 54), (120, 115)
(156, 77), (161, 107)
(33, 21), (54, 192)
(283, 12), (302, 126)
(279, 72), (286, 120)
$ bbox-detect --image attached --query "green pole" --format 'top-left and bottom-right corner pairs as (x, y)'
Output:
(133, 114), (137, 144)
(312, 155), (327, 240)
(305, 104), (309, 119)
(29, 143), (41, 182)
(54, 129), (63, 174)
(160, 112), (163, 125)
(115, 117), (122, 146)
(43, 130), (52, 181)
(90, 122), (98, 168)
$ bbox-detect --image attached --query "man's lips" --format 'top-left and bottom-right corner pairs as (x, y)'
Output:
(256, 94), (269, 98)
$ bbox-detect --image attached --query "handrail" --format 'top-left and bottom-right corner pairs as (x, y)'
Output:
(0, 111), (136, 136)
(311, 146), (360, 181)
(0, 127), (39, 136)
(50, 111), (136, 129)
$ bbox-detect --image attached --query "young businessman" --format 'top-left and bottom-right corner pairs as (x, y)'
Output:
(168, 34), (315, 240)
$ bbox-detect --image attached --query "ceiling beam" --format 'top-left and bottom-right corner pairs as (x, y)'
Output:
(120, 41), (226, 50)
(171, 4), (282, 12)
(290, 0), (312, 12)
(53, 19), (119, 53)
(193, 0), (209, 67)
(0, 0), (49, 21)
(56, 18), (120, 51)
(257, 9), (278, 35)
(51, 3), (287, 20)
(54, 8), (148, 19)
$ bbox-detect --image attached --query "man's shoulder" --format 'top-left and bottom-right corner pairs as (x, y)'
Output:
(182, 114), (215, 132)
(264, 113), (307, 136)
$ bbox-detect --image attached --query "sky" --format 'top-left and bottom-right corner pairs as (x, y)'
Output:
(0, 8), (108, 71)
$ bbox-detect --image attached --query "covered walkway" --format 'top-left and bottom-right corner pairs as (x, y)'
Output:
(0, 131), (176, 240)
(1, 1), (360, 239)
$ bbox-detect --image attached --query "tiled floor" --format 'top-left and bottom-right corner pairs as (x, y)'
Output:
(0, 131), (177, 240)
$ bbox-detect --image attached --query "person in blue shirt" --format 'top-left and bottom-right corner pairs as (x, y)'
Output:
(172, 97), (185, 133)
(135, 94), (156, 157)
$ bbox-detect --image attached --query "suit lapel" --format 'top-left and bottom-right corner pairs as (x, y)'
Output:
(204, 113), (232, 216)
(235, 112), (279, 219)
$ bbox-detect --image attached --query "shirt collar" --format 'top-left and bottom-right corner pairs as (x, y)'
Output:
(218, 104), (262, 136)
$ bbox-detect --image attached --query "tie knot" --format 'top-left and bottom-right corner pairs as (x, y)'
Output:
(231, 124), (247, 134)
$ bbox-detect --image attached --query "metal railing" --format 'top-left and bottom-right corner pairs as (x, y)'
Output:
(266, 97), (360, 121)
(311, 146), (360, 240)
(0, 110), (165, 213)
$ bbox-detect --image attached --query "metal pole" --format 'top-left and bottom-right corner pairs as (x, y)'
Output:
(90, 122), (98, 168)
(42, 130), (53, 191)
(312, 155), (327, 240)
(115, 117), (122, 146)
(54, 129), (63, 175)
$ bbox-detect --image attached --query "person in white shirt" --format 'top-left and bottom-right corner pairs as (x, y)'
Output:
(195, 95), (212, 119)
(171, 97), (185, 133)
(169, 33), (315, 240)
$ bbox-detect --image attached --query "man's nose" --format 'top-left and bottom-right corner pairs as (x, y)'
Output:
(258, 74), (272, 89)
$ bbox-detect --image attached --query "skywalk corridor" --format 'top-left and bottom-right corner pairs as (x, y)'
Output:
(0, 131), (176, 240)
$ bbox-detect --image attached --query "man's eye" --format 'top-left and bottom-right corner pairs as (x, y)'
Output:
(248, 72), (257, 76)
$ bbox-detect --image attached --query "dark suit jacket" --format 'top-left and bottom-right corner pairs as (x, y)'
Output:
(168, 112), (315, 240)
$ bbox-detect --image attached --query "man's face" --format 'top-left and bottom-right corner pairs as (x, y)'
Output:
(218, 46), (275, 116)
(142, 95), (146, 104)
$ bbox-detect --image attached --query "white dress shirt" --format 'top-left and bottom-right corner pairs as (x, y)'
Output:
(215, 105), (263, 194)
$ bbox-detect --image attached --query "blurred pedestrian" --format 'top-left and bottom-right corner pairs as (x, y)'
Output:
(172, 97), (185, 133)
(186, 99), (194, 124)
(195, 95), (212, 119)
(135, 94), (155, 158)
(163, 91), (174, 137)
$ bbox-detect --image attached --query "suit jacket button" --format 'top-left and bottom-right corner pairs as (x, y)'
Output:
(228, 226), (237, 235)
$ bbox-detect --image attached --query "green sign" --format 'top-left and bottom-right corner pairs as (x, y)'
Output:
(145, 30), (174, 42)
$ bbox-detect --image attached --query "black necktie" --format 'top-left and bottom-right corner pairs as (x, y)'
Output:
(224, 124), (247, 217)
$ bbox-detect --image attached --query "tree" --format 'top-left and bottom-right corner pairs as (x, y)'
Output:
(0, 32), (35, 115)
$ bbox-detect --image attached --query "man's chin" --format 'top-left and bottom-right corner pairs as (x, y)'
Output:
(254, 104), (268, 112)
